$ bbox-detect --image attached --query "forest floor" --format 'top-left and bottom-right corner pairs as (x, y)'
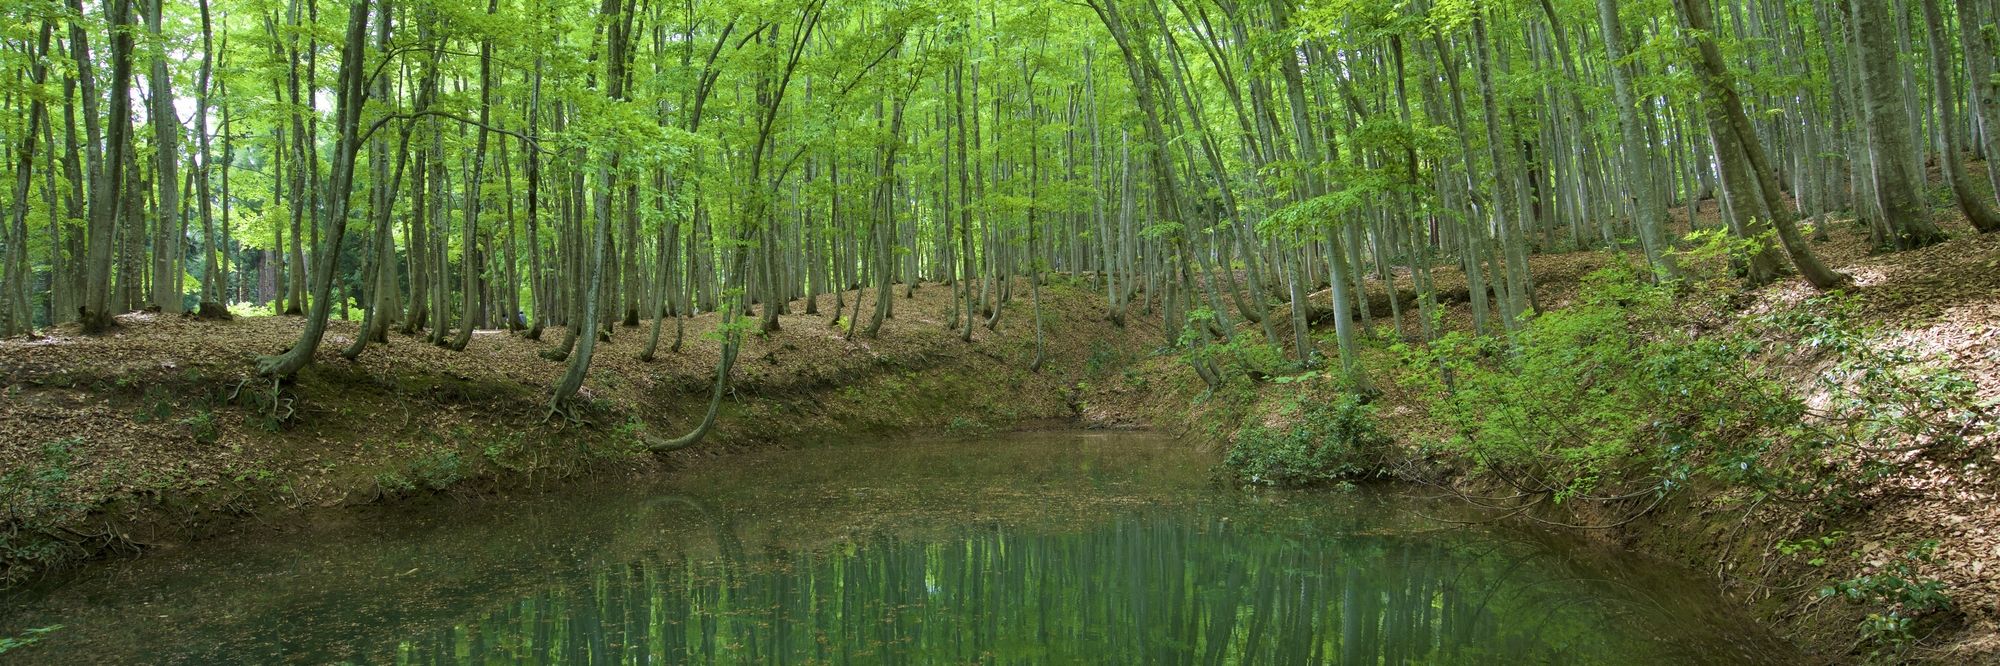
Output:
(1087, 202), (2000, 664)
(0, 280), (1155, 586)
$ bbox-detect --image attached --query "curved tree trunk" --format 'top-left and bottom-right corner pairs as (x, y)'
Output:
(1675, 0), (1848, 289)
(258, 0), (377, 378)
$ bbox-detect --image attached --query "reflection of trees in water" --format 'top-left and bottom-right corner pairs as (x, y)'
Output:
(384, 505), (1707, 665)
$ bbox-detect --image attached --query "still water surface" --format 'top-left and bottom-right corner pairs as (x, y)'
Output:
(0, 432), (1796, 664)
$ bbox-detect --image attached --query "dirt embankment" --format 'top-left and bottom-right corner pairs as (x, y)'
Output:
(1092, 209), (2000, 664)
(0, 281), (1154, 585)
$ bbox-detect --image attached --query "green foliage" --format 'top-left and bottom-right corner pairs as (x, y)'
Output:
(1776, 531), (1846, 568)
(481, 433), (531, 472)
(1180, 313), (1291, 383)
(373, 471), (415, 494)
(1675, 226), (1774, 269)
(1225, 393), (1390, 485)
(227, 302), (283, 319)
(1820, 540), (1952, 661)
(1398, 263), (1773, 500)
(1401, 264), (1993, 508)
(0, 439), (82, 524)
(614, 416), (646, 441)
(377, 449), (467, 494)
(132, 386), (176, 423)
(1083, 341), (1125, 379)
(1748, 295), (1994, 508)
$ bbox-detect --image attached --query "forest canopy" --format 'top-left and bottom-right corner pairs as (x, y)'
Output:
(2, 0), (1996, 409)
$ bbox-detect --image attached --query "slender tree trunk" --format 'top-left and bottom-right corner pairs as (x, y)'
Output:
(1594, 0), (1680, 280)
(192, 0), (227, 316)
(446, 0), (499, 352)
(1957, 0), (2000, 218)
(146, 0), (183, 313)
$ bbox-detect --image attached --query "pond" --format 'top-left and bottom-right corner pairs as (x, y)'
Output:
(0, 432), (1797, 664)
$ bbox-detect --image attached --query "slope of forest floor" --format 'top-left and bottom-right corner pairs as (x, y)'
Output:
(1090, 207), (2000, 664)
(0, 281), (1153, 586)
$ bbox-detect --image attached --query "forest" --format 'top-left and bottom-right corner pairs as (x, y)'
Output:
(5, 0), (1989, 398)
(3, 0), (2000, 661)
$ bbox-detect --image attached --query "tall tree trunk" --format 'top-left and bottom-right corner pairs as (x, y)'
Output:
(446, 0), (499, 352)
(192, 0), (228, 315)
(4, 23), (53, 336)
(146, 0), (183, 313)
(1594, 0), (1680, 280)
(256, 0), (377, 378)
(1922, 0), (2000, 232)
(1675, 0), (1849, 289)
(82, 0), (137, 332)
(1957, 0), (2000, 217)
(1848, 0), (1948, 249)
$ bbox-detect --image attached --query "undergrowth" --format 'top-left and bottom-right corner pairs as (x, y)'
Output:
(1384, 261), (1989, 656)
(1223, 390), (1390, 486)
(1820, 540), (1954, 661)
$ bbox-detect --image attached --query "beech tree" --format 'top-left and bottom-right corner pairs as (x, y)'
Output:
(8, 0), (1999, 437)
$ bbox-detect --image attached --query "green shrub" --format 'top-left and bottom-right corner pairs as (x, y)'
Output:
(1225, 392), (1390, 485)
(1084, 341), (1123, 378)
(0, 440), (82, 524)
(1758, 295), (1991, 500)
(1820, 540), (1952, 661)
(180, 410), (220, 444)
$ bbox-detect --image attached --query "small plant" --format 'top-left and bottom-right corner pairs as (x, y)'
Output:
(482, 434), (529, 471)
(132, 386), (176, 423)
(374, 471), (415, 493)
(614, 416), (646, 440)
(1820, 540), (1952, 661)
(179, 410), (220, 444)
(0, 441), (88, 582)
(0, 440), (80, 523)
(231, 466), (277, 484)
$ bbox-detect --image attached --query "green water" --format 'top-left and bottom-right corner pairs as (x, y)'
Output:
(0, 432), (1795, 664)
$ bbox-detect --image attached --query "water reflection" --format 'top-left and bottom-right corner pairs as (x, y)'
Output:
(381, 506), (1758, 665)
(0, 434), (1793, 665)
